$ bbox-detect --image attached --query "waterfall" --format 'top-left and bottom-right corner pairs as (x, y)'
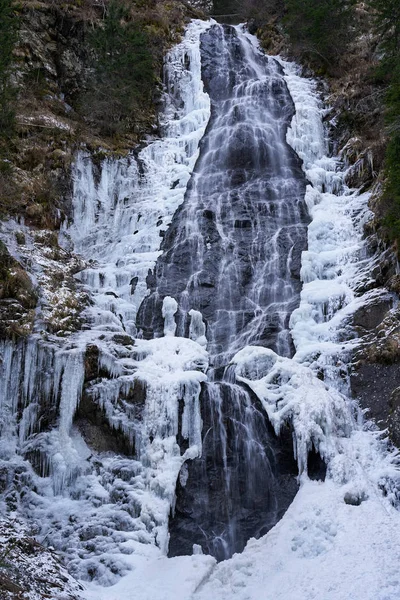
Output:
(150, 23), (308, 558)
(1, 17), (400, 598)
(137, 24), (308, 366)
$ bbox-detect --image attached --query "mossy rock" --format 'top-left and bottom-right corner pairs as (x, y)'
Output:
(0, 241), (37, 309)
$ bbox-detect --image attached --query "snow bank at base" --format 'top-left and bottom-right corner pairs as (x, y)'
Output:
(81, 478), (400, 600)
(194, 480), (400, 600)
(84, 554), (216, 600)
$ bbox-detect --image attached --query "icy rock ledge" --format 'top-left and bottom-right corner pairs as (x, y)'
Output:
(232, 346), (350, 475)
(280, 58), (391, 367)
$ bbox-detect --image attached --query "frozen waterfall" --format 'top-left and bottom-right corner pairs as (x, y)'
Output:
(1, 17), (400, 600)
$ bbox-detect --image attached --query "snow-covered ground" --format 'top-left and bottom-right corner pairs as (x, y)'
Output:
(83, 480), (400, 600)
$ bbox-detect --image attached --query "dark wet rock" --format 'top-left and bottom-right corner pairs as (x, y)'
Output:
(112, 333), (135, 346)
(308, 446), (327, 480)
(351, 363), (400, 432)
(351, 295), (393, 331)
(350, 292), (400, 447)
(344, 490), (368, 506)
(84, 344), (100, 381)
(389, 387), (400, 447)
(169, 383), (299, 561)
(130, 276), (139, 295)
(75, 394), (133, 455)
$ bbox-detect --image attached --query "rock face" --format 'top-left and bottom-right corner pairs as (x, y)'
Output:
(350, 302), (400, 447)
(0, 241), (37, 338)
(168, 383), (299, 560)
(349, 251), (400, 446)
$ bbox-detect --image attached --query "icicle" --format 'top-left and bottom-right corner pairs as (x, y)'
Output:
(66, 19), (212, 337)
(189, 309), (207, 347)
(162, 296), (178, 337)
(57, 349), (85, 439)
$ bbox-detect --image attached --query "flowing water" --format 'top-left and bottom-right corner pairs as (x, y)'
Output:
(137, 24), (308, 366)
(137, 23), (309, 558)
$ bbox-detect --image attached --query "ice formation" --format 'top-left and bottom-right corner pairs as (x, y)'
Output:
(1, 18), (400, 600)
(0, 19), (213, 585)
(67, 19), (211, 337)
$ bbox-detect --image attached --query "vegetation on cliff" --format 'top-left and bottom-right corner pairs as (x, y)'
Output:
(0, 0), (17, 139)
(368, 0), (400, 244)
(0, 0), (201, 228)
(283, 0), (353, 74)
(79, 0), (156, 137)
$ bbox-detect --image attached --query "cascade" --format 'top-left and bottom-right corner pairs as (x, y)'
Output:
(137, 24), (309, 366)
(0, 15), (400, 597)
(140, 22), (309, 558)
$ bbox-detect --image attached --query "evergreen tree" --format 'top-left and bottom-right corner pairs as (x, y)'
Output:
(283, 0), (353, 72)
(369, 0), (400, 59)
(368, 0), (400, 240)
(81, 0), (155, 137)
(0, 0), (17, 138)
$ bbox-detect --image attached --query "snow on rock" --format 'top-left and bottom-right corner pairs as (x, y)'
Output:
(232, 346), (350, 475)
(0, 518), (84, 600)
